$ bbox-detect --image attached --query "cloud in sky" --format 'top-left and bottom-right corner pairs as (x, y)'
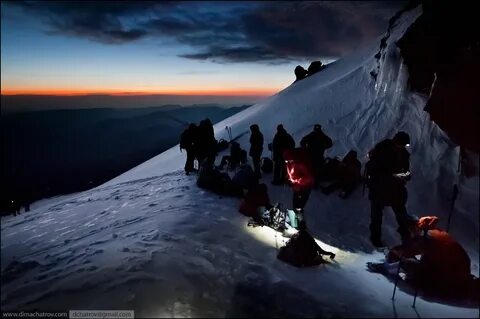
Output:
(7, 1), (406, 63)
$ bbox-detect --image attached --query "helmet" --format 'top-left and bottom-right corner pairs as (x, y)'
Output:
(393, 131), (410, 146)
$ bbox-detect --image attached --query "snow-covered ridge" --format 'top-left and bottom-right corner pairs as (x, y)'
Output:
(1, 5), (478, 317)
(106, 6), (478, 250)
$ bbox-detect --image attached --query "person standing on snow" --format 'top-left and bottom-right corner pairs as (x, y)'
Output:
(272, 124), (295, 185)
(179, 123), (198, 175)
(366, 131), (412, 247)
(249, 124), (264, 178)
(300, 124), (333, 183)
(197, 118), (217, 165)
(283, 147), (315, 225)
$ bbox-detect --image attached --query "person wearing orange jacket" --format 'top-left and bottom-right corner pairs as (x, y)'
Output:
(283, 147), (315, 224)
(368, 216), (474, 297)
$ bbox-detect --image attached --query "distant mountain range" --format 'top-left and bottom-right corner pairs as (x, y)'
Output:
(1, 104), (249, 213)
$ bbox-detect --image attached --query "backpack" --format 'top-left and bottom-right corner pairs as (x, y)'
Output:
(324, 135), (333, 149)
(217, 139), (229, 152)
(261, 157), (273, 173)
(248, 203), (286, 231)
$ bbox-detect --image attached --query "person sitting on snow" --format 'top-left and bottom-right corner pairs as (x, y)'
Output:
(277, 221), (335, 267)
(321, 150), (361, 198)
(239, 183), (272, 219)
(232, 164), (257, 191)
(219, 141), (245, 171)
(197, 160), (243, 197)
(367, 216), (476, 298)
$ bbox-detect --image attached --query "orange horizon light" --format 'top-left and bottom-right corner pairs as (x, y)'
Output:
(0, 87), (278, 97)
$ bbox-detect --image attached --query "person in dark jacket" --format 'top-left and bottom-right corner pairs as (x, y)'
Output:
(366, 131), (412, 247)
(307, 61), (324, 76)
(180, 123), (197, 175)
(232, 164), (256, 190)
(197, 119), (217, 165)
(272, 124), (295, 185)
(294, 65), (307, 82)
(249, 124), (264, 178)
(300, 124), (333, 182)
(321, 150), (361, 198)
(277, 220), (335, 267)
(197, 161), (243, 197)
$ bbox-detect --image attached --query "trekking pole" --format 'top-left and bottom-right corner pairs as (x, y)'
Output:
(362, 168), (367, 197)
(446, 184), (459, 232)
(412, 286), (418, 308)
(457, 147), (463, 174)
(225, 126), (232, 142)
(392, 257), (402, 301)
(412, 229), (427, 307)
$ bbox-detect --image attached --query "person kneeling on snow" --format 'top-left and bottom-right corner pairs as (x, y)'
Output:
(321, 150), (361, 198)
(197, 160), (243, 197)
(239, 183), (272, 220)
(368, 216), (476, 298)
(277, 221), (335, 267)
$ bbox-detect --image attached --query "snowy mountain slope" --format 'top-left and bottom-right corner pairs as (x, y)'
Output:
(106, 6), (478, 251)
(1, 5), (479, 318)
(1, 172), (477, 317)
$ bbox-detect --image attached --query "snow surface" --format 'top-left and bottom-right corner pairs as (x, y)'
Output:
(2, 6), (479, 318)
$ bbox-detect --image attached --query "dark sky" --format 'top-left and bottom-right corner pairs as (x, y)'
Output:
(1, 1), (406, 108)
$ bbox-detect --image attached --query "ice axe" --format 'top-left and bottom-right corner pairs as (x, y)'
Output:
(225, 126), (232, 142)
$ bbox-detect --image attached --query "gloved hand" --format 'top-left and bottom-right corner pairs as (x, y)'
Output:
(329, 253), (336, 260)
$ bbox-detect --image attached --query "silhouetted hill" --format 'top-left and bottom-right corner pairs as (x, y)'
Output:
(1, 105), (249, 213)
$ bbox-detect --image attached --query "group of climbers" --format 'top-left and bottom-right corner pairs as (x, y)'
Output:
(181, 122), (407, 247)
(179, 118), (217, 175)
(294, 61), (326, 82)
(179, 121), (477, 302)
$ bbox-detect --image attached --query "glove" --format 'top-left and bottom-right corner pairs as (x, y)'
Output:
(329, 253), (336, 260)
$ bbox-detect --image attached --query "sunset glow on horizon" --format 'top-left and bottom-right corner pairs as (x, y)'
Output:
(1, 1), (401, 110)
(0, 87), (278, 97)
